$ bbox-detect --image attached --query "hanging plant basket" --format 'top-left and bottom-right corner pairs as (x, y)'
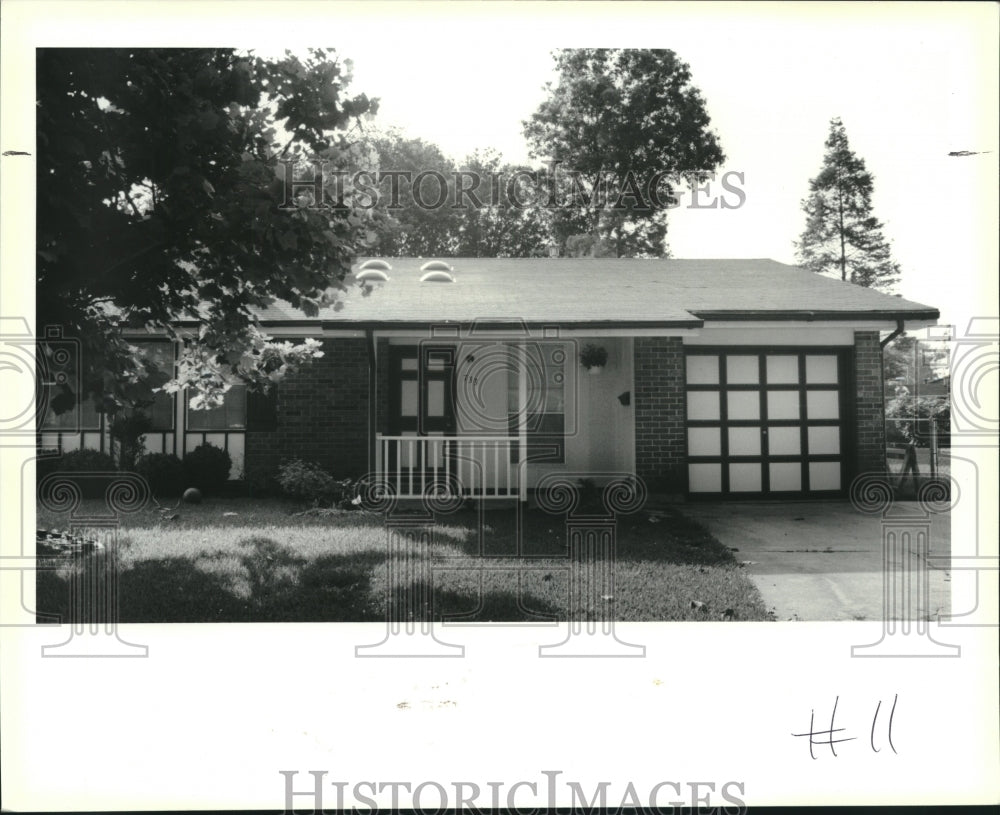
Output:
(580, 343), (608, 373)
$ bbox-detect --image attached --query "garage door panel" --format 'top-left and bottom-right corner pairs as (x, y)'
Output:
(689, 463), (722, 493)
(727, 391), (759, 420)
(769, 462), (803, 491)
(728, 427), (761, 456)
(688, 427), (721, 456)
(729, 463), (762, 492)
(766, 355), (799, 384)
(806, 390), (840, 419)
(685, 349), (846, 496)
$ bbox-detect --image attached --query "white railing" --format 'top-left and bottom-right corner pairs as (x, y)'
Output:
(376, 434), (523, 500)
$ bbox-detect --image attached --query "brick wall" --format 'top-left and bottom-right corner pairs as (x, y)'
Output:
(853, 331), (886, 474)
(633, 337), (687, 493)
(245, 337), (371, 483)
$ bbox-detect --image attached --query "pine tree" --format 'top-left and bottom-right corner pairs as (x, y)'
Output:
(796, 117), (901, 291)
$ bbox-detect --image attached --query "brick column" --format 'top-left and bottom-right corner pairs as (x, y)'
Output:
(633, 337), (686, 493)
(854, 331), (887, 474)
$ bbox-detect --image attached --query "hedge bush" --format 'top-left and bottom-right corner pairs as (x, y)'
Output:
(276, 458), (335, 504)
(135, 453), (185, 497)
(182, 444), (232, 494)
(36, 448), (119, 499)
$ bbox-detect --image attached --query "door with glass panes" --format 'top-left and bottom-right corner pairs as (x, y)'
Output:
(386, 345), (456, 483)
(685, 349), (847, 495)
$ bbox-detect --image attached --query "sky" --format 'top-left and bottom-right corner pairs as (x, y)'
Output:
(2, 1), (997, 333)
(331, 3), (998, 332)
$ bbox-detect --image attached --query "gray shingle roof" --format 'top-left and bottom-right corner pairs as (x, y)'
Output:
(249, 258), (938, 327)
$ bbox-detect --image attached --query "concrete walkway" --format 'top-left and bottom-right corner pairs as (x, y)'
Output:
(678, 501), (951, 621)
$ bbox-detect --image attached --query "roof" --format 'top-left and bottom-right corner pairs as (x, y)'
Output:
(245, 258), (939, 328)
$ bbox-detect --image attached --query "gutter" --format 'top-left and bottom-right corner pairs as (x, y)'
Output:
(880, 319), (906, 349)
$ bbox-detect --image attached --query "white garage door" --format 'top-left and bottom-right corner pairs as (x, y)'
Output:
(685, 350), (847, 495)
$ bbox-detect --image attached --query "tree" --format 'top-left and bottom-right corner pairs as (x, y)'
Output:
(352, 136), (553, 258)
(523, 48), (725, 257)
(452, 150), (552, 258)
(795, 117), (901, 291)
(36, 48), (378, 413)
(359, 129), (460, 257)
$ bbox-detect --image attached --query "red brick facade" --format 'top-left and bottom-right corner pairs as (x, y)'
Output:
(244, 337), (370, 484)
(243, 331), (888, 494)
(853, 330), (887, 474)
(633, 336), (687, 493)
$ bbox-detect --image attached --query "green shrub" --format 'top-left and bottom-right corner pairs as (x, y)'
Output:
(182, 444), (232, 494)
(886, 394), (950, 448)
(277, 458), (335, 504)
(136, 453), (185, 497)
(38, 448), (117, 477)
(36, 448), (120, 499)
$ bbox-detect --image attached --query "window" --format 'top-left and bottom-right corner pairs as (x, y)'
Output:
(187, 384), (247, 430)
(136, 342), (175, 430)
(39, 343), (101, 431)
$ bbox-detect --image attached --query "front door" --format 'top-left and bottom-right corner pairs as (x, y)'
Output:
(387, 344), (456, 436)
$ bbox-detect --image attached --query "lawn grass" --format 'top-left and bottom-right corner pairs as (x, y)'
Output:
(35, 497), (771, 623)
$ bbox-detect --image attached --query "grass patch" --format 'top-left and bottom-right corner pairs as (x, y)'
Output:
(35, 497), (770, 623)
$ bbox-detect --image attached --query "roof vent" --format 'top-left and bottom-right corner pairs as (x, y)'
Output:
(359, 259), (392, 272)
(357, 269), (390, 283)
(419, 261), (455, 283)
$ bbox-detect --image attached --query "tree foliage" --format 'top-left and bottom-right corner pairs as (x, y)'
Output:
(37, 47), (378, 411)
(452, 150), (552, 258)
(795, 117), (901, 291)
(360, 129), (460, 257)
(523, 48), (725, 257)
(354, 132), (552, 258)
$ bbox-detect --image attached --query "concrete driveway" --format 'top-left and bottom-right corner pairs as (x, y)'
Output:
(678, 501), (951, 621)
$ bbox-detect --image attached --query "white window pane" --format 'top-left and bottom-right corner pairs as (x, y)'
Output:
(807, 390), (840, 419)
(401, 380), (418, 416)
(727, 391), (760, 420)
(688, 427), (721, 456)
(226, 434), (245, 480)
(809, 461), (841, 490)
(766, 355), (799, 384)
(726, 355), (759, 384)
(729, 462), (762, 492)
(687, 391), (720, 421)
(767, 390), (800, 420)
(808, 426), (841, 455)
(686, 355), (719, 385)
(401, 357), (418, 371)
(728, 426), (761, 456)
(806, 355), (838, 384)
(769, 462), (802, 491)
(427, 380), (445, 417)
(689, 463), (721, 493)
(768, 426), (801, 455)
